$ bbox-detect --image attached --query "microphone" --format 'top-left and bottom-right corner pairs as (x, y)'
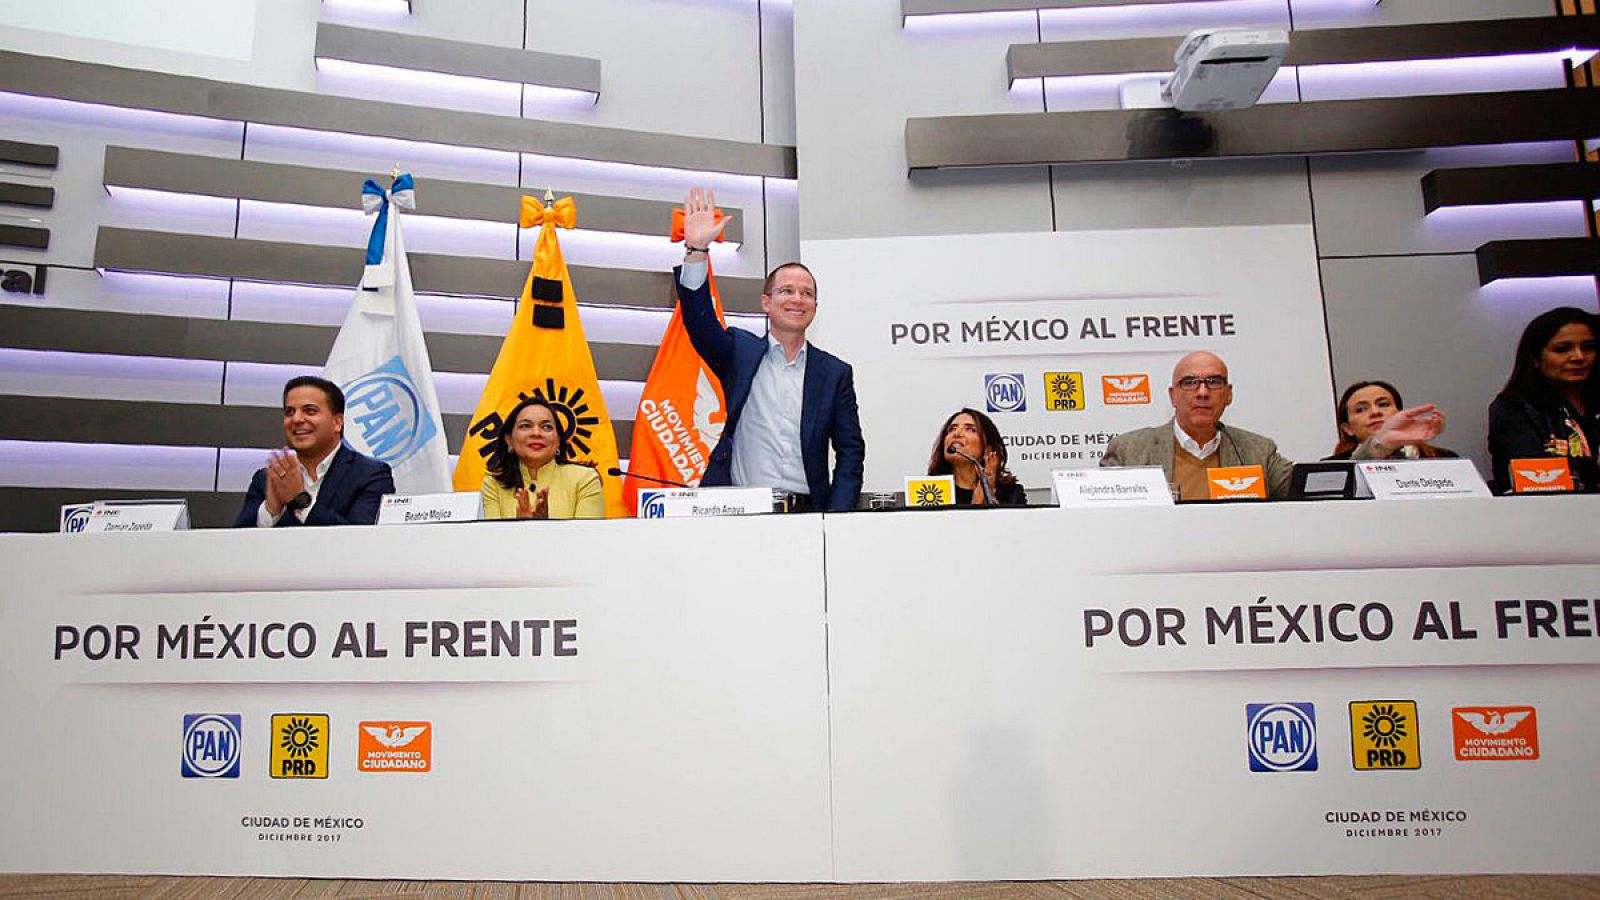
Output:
(607, 467), (693, 490)
(944, 443), (997, 506)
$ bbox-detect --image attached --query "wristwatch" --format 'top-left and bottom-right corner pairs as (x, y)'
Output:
(288, 491), (313, 512)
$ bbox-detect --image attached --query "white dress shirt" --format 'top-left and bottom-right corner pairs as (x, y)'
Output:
(1173, 419), (1222, 459)
(679, 261), (810, 494)
(254, 451), (335, 527)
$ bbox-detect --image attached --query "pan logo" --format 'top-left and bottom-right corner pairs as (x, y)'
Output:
(182, 713), (242, 779)
(639, 491), (667, 519)
(342, 356), (439, 465)
(984, 373), (1027, 413)
(1246, 702), (1317, 772)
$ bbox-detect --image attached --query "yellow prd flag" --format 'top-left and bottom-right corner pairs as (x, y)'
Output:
(452, 196), (624, 516)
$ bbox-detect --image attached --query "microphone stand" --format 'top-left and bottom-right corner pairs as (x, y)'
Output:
(947, 444), (996, 506)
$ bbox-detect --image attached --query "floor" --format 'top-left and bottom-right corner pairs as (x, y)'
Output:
(1, 875), (1597, 899)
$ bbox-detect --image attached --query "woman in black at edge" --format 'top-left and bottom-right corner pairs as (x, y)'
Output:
(1488, 307), (1600, 493)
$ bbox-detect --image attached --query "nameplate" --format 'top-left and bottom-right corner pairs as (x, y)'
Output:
(1509, 458), (1575, 494)
(1357, 459), (1491, 500)
(1207, 465), (1268, 500)
(904, 475), (955, 508)
(1053, 467), (1173, 508)
(638, 487), (772, 518)
(69, 500), (189, 534)
(378, 491), (483, 525)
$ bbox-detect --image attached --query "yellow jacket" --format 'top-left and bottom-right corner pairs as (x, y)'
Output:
(480, 460), (605, 520)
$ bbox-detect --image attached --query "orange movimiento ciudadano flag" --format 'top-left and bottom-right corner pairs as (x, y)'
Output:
(452, 195), (625, 516)
(621, 207), (731, 515)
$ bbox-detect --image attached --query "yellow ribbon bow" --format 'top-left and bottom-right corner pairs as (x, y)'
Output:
(520, 195), (577, 229)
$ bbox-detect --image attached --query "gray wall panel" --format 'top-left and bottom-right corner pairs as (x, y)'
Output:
(314, 23), (601, 94)
(102, 147), (745, 242)
(0, 394), (634, 458)
(1, 50), (796, 178)
(93, 227), (766, 314)
(0, 305), (657, 379)
(1310, 145), (1586, 259)
(794, 0), (1052, 242)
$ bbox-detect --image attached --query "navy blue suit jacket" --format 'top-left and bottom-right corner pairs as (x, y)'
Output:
(232, 444), (395, 527)
(675, 267), (865, 511)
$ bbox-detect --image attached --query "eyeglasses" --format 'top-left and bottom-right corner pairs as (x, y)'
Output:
(1174, 375), (1229, 393)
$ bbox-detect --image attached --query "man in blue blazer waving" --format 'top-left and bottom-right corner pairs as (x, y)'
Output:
(674, 187), (864, 512)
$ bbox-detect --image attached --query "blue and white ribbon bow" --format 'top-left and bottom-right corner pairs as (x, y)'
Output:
(360, 173), (415, 290)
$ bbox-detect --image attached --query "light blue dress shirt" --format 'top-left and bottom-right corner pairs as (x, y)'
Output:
(680, 261), (810, 494)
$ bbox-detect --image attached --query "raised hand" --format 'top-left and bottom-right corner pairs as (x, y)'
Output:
(682, 187), (733, 252)
(1375, 404), (1446, 451)
(531, 485), (551, 519)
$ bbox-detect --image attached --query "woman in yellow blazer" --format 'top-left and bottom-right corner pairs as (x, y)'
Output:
(480, 396), (605, 520)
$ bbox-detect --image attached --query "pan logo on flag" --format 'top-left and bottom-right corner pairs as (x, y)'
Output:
(182, 713), (242, 778)
(639, 490), (667, 519)
(342, 356), (439, 465)
(1350, 701), (1420, 770)
(1044, 372), (1085, 411)
(985, 373), (1027, 413)
(1246, 702), (1317, 772)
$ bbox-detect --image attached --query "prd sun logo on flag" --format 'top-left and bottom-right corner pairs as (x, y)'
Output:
(469, 378), (603, 460)
(914, 483), (944, 506)
(271, 713), (330, 779)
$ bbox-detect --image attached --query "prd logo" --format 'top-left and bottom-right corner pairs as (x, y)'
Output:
(1246, 702), (1317, 772)
(1350, 701), (1421, 770)
(182, 713), (242, 779)
(342, 356), (439, 465)
(270, 714), (330, 779)
(985, 373), (1027, 413)
(638, 490), (667, 519)
(1043, 372), (1085, 411)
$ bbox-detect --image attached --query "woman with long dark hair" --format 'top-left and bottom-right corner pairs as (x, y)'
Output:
(1488, 307), (1600, 493)
(1326, 380), (1456, 461)
(480, 396), (605, 519)
(925, 408), (1027, 506)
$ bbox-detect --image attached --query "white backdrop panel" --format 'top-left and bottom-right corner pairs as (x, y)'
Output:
(0, 516), (832, 881)
(824, 498), (1600, 880)
(804, 227), (1335, 491)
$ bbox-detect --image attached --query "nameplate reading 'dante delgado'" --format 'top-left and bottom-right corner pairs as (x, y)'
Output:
(637, 486), (773, 518)
(1357, 459), (1491, 501)
(1052, 467), (1173, 508)
(378, 492), (484, 525)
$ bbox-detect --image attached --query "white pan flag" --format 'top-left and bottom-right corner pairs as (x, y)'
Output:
(323, 174), (452, 494)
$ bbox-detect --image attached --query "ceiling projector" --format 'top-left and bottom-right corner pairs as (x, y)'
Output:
(1161, 28), (1290, 112)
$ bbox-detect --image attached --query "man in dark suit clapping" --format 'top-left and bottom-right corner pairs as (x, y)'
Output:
(673, 187), (865, 512)
(233, 375), (395, 527)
